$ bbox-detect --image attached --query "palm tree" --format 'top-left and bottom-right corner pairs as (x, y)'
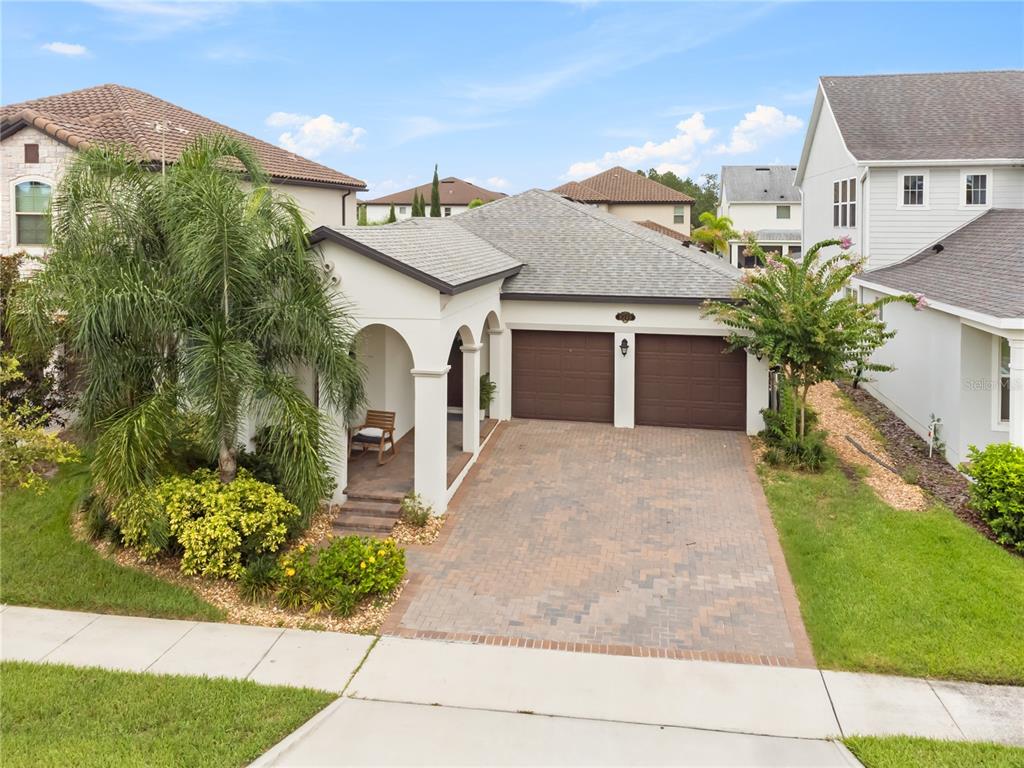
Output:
(11, 136), (364, 521)
(691, 211), (738, 258)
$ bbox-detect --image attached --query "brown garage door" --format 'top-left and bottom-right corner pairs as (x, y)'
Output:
(635, 334), (746, 430)
(512, 330), (614, 423)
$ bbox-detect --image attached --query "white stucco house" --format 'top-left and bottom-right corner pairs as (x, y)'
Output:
(552, 166), (694, 238)
(719, 165), (802, 268)
(312, 189), (768, 513)
(360, 177), (506, 223)
(796, 70), (1024, 465)
(0, 83), (367, 259)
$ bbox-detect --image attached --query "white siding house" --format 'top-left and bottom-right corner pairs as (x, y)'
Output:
(719, 165), (802, 268)
(797, 70), (1024, 465)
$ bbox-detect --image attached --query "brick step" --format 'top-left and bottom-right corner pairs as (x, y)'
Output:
(343, 500), (402, 518)
(331, 522), (397, 538)
(344, 490), (406, 504)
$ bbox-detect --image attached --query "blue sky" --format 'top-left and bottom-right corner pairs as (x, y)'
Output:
(3, 1), (1022, 196)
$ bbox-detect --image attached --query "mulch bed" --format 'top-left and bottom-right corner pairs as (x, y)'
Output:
(836, 381), (1015, 554)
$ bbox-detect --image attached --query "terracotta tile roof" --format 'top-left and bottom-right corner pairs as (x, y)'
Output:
(551, 166), (694, 204)
(635, 220), (692, 244)
(362, 177), (506, 206)
(0, 83), (366, 189)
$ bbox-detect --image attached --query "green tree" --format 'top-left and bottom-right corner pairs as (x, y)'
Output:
(641, 169), (720, 222)
(429, 164), (441, 217)
(467, 198), (485, 209)
(702, 238), (918, 438)
(691, 211), (738, 257)
(411, 190), (423, 217)
(357, 204), (368, 226)
(10, 137), (364, 520)
(386, 203), (397, 223)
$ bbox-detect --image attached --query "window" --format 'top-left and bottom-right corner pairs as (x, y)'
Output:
(898, 170), (928, 208)
(999, 337), (1010, 423)
(833, 178), (856, 227)
(399, 206), (407, 214)
(24, 144), (39, 163)
(14, 180), (51, 245)
(673, 205), (686, 224)
(444, 207), (452, 217)
(787, 245), (802, 258)
(963, 170), (991, 207)
(776, 205), (791, 219)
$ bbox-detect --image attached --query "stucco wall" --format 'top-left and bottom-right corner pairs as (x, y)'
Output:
(799, 101), (860, 259)
(723, 201), (802, 232)
(285, 183), (357, 230)
(1, 127), (75, 258)
(363, 203), (469, 223)
(605, 201), (690, 235)
(356, 324), (416, 440)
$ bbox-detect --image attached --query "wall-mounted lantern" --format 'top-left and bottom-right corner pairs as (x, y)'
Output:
(619, 338), (630, 357)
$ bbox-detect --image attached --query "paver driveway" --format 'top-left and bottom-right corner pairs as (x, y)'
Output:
(387, 420), (813, 665)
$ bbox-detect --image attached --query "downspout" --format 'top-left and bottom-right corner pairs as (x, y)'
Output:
(341, 189), (350, 226)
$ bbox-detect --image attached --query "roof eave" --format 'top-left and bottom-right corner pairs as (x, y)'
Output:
(852, 277), (1024, 330)
(499, 291), (736, 305)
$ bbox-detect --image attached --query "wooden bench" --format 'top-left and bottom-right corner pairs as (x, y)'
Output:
(349, 410), (398, 465)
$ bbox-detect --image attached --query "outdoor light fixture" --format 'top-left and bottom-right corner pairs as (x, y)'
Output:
(620, 338), (630, 357)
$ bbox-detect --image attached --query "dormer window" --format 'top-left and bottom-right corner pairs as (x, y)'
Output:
(962, 170), (991, 208)
(898, 170), (928, 208)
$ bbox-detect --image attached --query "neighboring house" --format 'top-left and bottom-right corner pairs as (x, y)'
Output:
(312, 189), (769, 512)
(0, 83), (367, 258)
(551, 166), (694, 236)
(796, 70), (1024, 465)
(360, 177), (506, 222)
(719, 165), (802, 268)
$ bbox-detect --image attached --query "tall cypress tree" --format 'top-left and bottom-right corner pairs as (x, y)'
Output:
(411, 189), (423, 217)
(429, 164), (441, 217)
(386, 203), (397, 223)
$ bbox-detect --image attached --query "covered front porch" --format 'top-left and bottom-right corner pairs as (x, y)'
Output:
(346, 416), (499, 500)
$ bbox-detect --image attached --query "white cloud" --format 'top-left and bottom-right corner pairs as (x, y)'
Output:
(41, 42), (89, 56)
(713, 105), (803, 155)
(87, 1), (236, 38)
(563, 112), (714, 180)
(486, 176), (509, 189)
(265, 113), (366, 158)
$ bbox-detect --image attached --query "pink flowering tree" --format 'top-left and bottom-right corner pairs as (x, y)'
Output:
(703, 237), (920, 439)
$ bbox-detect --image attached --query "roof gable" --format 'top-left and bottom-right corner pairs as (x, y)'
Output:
(362, 177), (506, 206)
(552, 166), (694, 203)
(0, 84), (366, 189)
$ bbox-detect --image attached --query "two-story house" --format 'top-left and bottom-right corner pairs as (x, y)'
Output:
(1, 84), (367, 259)
(796, 70), (1024, 465)
(360, 177), (506, 223)
(551, 166), (694, 238)
(719, 165), (802, 268)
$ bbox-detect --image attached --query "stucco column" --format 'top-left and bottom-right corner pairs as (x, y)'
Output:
(412, 366), (449, 515)
(1009, 338), (1024, 448)
(322, 399), (349, 505)
(614, 331), (635, 428)
(461, 343), (482, 453)
(491, 327), (512, 420)
(746, 352), (770, 436)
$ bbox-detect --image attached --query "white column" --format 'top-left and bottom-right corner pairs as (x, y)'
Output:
(491, 327), (512, 420)
(323, 400), (349, 505)
(488, 328), (503, 419)
(746, 352), (770, 436)
(614, 331), (635, 428)
(412, 367), (449, 515)
(461, 343), (482, 453)
(1009, 338), (1024, 447)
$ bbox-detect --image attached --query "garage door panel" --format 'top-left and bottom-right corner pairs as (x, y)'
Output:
(512, 331), (614, 423)
(635, 334), (746, 431)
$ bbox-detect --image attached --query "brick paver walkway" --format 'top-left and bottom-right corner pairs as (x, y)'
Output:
(387, 420), (814, 665)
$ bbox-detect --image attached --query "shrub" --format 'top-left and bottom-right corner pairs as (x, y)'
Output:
(78, 491), (117, 542)
(961, 443), (1024, 552)
(763, 430), (830, 472)
(239, 554), (281, 603)
(112, 469), (302, 578)
(277, 537), (405, 616)
(400, 492), (432, 527)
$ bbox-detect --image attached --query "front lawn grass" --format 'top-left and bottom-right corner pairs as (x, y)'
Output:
(0, 465), (222, 621)
(762, 464), (1024, 685)
(843, 736), (1024, 767)
(0, 661), (333, 768)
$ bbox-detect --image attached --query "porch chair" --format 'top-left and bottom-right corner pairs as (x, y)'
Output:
(349, 410), (398, 465)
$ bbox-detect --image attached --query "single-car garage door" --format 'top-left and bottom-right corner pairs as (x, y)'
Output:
(635, 334), (746, 430)
(512, 330), (613, 423)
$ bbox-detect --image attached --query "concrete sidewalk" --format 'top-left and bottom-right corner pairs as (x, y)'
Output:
(2, 605), (1022, 765)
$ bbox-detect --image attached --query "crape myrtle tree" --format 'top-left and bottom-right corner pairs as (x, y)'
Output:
(702, 236), (921, 440)
(10, 136), (364, 519)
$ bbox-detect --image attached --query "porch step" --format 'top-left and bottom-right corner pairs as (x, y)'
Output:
(344, 490), (406, 504)
(331, 496), (403, 539)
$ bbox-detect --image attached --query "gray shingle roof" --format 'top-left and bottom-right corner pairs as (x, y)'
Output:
(722, 165), (800, 202)
(860, 209), (1024, 319)
(310, 220), (521, 293)
(452, 189), (740, 301)
(754, 229), (801, 242)
(821, 71), (1024, 161)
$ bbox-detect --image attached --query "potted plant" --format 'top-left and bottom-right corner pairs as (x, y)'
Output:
(479, 373), (497, 419)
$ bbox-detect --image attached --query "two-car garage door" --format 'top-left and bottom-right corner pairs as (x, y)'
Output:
(511, 330), (745, 430)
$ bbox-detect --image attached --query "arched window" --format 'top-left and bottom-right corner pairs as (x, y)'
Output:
(15, 180), (52, 245)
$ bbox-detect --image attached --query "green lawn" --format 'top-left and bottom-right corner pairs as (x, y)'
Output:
(844, 736), (1024, 768)
(0, 465), (222, 621)
(762, 465), (1024, 684)
(0, 661), (333, 768)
